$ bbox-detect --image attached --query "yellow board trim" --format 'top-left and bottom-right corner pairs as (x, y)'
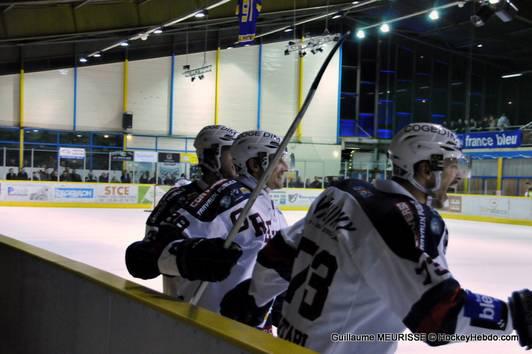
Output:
(296, 37), (304, 143)
(214, 47), (221, 125)
(19, 128), (24, 170)
(19, 69), (25, 170)
(439, 212), (532, 227)
(19, 69), (24, 127)
(123, 59), (129, 112)
(496, 157), (503, 195)
(0, 234), (316, 354)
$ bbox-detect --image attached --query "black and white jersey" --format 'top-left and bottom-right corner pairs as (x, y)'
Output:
(158, 175), (288, 313)
(250, 179), (513, 354)
(144, 180), (207, 296)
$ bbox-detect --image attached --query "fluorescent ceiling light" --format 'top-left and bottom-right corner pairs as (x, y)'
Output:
(501, 73), (522, 78)
(380, 23), (390, 33)
(93, 53), (101, 58)
(429, 10), (439, 20)
(79, 57), (87, 63)
(356, 30), (366, 39)
(120, 42), (129, 47)
(154, 29), (162, 34)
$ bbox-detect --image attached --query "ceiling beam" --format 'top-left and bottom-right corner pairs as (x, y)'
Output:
(74, 0), (91, 10)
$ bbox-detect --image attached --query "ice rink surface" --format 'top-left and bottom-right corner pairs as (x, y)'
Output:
(0, 206), (531, 354)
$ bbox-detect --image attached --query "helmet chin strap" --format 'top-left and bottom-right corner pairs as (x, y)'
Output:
(407, 170), (442, 196)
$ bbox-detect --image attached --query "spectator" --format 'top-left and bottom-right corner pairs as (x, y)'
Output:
(110, 175), (119, 183)
(98, 172), (109, 183)
(469, 118), (478, 131)
(497, 113), (510, 130)
(39, 169), (49, 181)
(480, 116), (489, 130)
(6, 168), (17, 180)
(85, 170), (97, 182)
(70, 169), (82, 182)
(139, 171), (150, 184)
(49, 169), (58, 181)
(305, 178), (311, 188)
(449, 120), (456, 131)
(148, 175), (157, 184)
(309, 176), (322, 188)
(120, 171), (132, 183)
(456, 118), (464, 133)
(17, 168), (29, 180)
(32, 171), (40, 181)
(163, 174), (174, 185)
(488, 115), (497, 130)
(293, 176), (304, 188)
(60, 170), (70, 182)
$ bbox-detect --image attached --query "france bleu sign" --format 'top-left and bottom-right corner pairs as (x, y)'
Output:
(457, 130), (522, 149)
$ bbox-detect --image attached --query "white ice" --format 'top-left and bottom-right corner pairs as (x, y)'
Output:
(0, 207), (531, 354)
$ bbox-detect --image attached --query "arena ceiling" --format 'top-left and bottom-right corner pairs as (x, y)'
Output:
(0, 0), (531, 74)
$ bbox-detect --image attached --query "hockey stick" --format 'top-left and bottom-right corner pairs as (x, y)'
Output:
(190, 31), (350, 306)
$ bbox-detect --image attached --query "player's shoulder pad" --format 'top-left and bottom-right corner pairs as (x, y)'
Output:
(335, 179), (444, 260)
(182, 179), (252, 221)
(147, 182), (203, 225)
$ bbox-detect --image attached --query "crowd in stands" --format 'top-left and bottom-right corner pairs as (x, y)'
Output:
(443, 113), (511, 133)
(2, 167), (187, 186)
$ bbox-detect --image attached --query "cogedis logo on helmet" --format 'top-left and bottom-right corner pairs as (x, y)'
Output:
(404, 124), (454, 138)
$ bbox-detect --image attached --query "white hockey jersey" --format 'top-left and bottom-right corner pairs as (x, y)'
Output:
(144, 180), (208, 297)
(158, 175), (288, 313)
(248, 179), (514, 354)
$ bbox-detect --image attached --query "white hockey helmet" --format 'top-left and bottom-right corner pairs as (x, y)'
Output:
(388, 123), (467, 193)
(230, 130), (284, 175)
(194, 125), (239, 173)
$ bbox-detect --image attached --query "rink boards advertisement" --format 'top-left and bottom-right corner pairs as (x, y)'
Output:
(0, 181), (530, 225)
(0, 182), (138, 204)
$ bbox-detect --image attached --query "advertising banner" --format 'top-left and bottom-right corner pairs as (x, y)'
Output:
(95, 184), (138, 204)
(457, 130), (522, 149)
(59, 147), (86, 159)
(271, 188), (321, 209)
(158, 152), (180, 164)
(110, 151), (134, 162)
(1, 183), (52, 201)
(134, 151), (158, 163)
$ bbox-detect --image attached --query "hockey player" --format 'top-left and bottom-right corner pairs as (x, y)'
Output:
(125, 125), (241, 295)
(155, 130), (289, 313)
(220, 123), (532, 353)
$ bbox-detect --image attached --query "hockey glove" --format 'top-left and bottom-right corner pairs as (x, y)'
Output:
(509, 289), (532, 350)
(220, 279), (273, 327)
(125, 239), (166, 279)
(172, 238), (242, 282)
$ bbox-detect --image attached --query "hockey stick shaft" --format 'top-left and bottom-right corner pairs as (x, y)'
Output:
(190, 32), (350, 306)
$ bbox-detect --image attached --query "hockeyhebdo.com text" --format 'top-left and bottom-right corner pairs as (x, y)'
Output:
(330, 332), (519, 343)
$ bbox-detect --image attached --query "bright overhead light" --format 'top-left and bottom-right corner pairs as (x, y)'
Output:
(79, 57), (87, 63)
(508, 101), (513, 104)
(379, 23), (390, 33)
(332, 13), (342, 20)
(93, 53), (101, 58)
(103, 134), (109, 138)
(488, 0), (500, 4)
(284, 27), (293, 32)
(501, 73), (522, 78)
(154, 29), (162, 34)
(120, 42), (129, 47)
(352, 1), (359, 4)
(33, 129), (39, 133)
(195, 10), (206, 18)
(429, 10), (439, 20)
(76, 134), (83, 138)
(477, 43), (483, 48)
(140, 34), (149, 41)
(356, 30), (366, 39)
